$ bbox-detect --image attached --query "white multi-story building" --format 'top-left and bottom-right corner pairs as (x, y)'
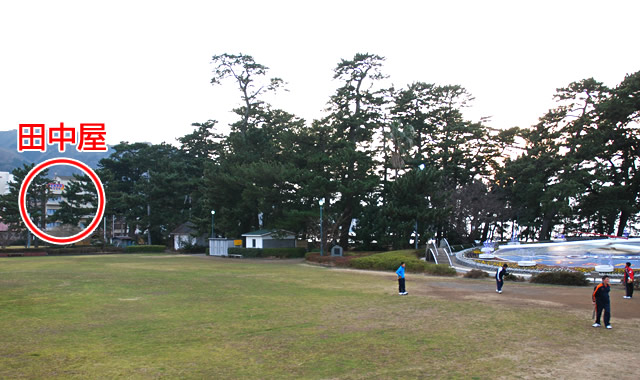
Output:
(45, 175), (95, 231)
(44, 176), (74, 230)
(0, 171), (14, 195)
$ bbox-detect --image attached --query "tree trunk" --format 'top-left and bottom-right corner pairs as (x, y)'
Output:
(617, 208), (630, 237)
(605, 212), (617, 236)
(539, 210), (556, 241)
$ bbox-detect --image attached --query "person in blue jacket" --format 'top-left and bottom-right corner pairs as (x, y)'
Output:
(396, 262), (407, 295)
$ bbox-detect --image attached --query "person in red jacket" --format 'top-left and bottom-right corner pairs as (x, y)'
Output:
(592, 275), (612, 329)
(623, 262), (634, 299)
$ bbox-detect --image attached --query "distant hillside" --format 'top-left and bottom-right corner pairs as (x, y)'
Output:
(0, 129), (111, 175)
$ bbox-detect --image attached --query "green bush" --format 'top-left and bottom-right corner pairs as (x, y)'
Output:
(425, 263), (457, 276)
(262, 247), (306, 258)
(125, 245), (166, 253)
(464, 269), (489, 279)
(529, 271), (589, 286)
(504, 273), (526, 282)
(48, 247), (106, 255)
(228, 247), (262, 257)
(227, 247), (306, 258)
(1, 246), (125, 256)
(178, 242), (207, 254)
(349, 250), (455, 276)
(350, 250), (417, 271)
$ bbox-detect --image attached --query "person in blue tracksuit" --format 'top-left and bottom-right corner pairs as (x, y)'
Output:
(496, 263), (508, 293)
(396, 262), (407, 295)
(592, 275), (612, 329)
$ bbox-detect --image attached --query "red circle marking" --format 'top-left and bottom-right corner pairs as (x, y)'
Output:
(18, 158), (106, 245)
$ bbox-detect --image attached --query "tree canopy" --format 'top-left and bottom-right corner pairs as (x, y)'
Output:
(2, 53), (638, 248)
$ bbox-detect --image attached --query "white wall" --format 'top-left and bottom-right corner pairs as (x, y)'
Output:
(244, 234), (296, 249)
(174, 234), (195, 250)
(247, 236), (263, 249)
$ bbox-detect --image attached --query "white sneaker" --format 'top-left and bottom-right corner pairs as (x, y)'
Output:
(623, 296), (630, 299)
(403, 292), (408, 295)
(399, 292), (403, 295)
(498, 290), (502, 294)
(606, 325), (612, 329)
(496, 290), (499, 293)
(592, 323), (601, 327)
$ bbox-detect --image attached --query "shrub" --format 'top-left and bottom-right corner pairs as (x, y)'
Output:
(464, 269), (489, 279)
(306, 253), (354, 267)
(17, 246), (125, 255)
(305, 252), (371, 267)
(48, 247), (101, 255)
(425, 263), (457, 276)
(228, 247), (262, 258)
(226, 247), (305, 258)
(262, 247), (307, 258)
(350, 251), (418, 271)
(125, 245), (166, 253)
(178, 242), (207, 254)
(529, 271), (589, 286)
(349, 250), (455, 276)
(504, 273), (526, 282)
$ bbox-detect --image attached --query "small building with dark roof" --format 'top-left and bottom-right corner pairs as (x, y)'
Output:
(241, 229), (296, 249)
(170, 222), (208, 251)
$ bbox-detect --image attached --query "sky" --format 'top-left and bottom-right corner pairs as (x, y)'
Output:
(1, 0), (639, 147)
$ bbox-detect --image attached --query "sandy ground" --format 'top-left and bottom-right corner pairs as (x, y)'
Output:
(323, 265), (639, 319)
(196, 256), (639, 319)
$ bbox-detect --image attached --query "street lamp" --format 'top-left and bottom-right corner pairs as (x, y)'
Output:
(319, 198), (325, 256)
(415, 164), (425, 249)
(211, 210), (215, 238)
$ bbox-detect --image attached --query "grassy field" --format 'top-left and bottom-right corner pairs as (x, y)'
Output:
(0, 254), (637, 379)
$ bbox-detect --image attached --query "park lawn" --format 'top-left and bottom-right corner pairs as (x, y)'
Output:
(0, 254), (633, 379)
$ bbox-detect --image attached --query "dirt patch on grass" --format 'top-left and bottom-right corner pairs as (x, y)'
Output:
(542, 350), (640, 379)
(502, 343), (640, 379)
(325, 267), (640, 320)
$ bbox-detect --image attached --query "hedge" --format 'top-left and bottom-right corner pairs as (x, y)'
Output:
(262, 247), (306, 258)
(47, 247), (124, 255)
(178, 242), (207, 254)
(349, 250), (456, 276)
(228, 247), (262, 258)
(529, 271), (589, 286)
(125, 245), (166, 253)
(1, 246), (125, 256)
(228, 247), (307, 258)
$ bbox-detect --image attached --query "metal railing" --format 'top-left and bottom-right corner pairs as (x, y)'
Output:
(431, 240), (439, 264)
(439, 238), (453, 266)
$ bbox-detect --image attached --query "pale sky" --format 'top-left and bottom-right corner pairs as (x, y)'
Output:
(1, 0), (638, 146)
